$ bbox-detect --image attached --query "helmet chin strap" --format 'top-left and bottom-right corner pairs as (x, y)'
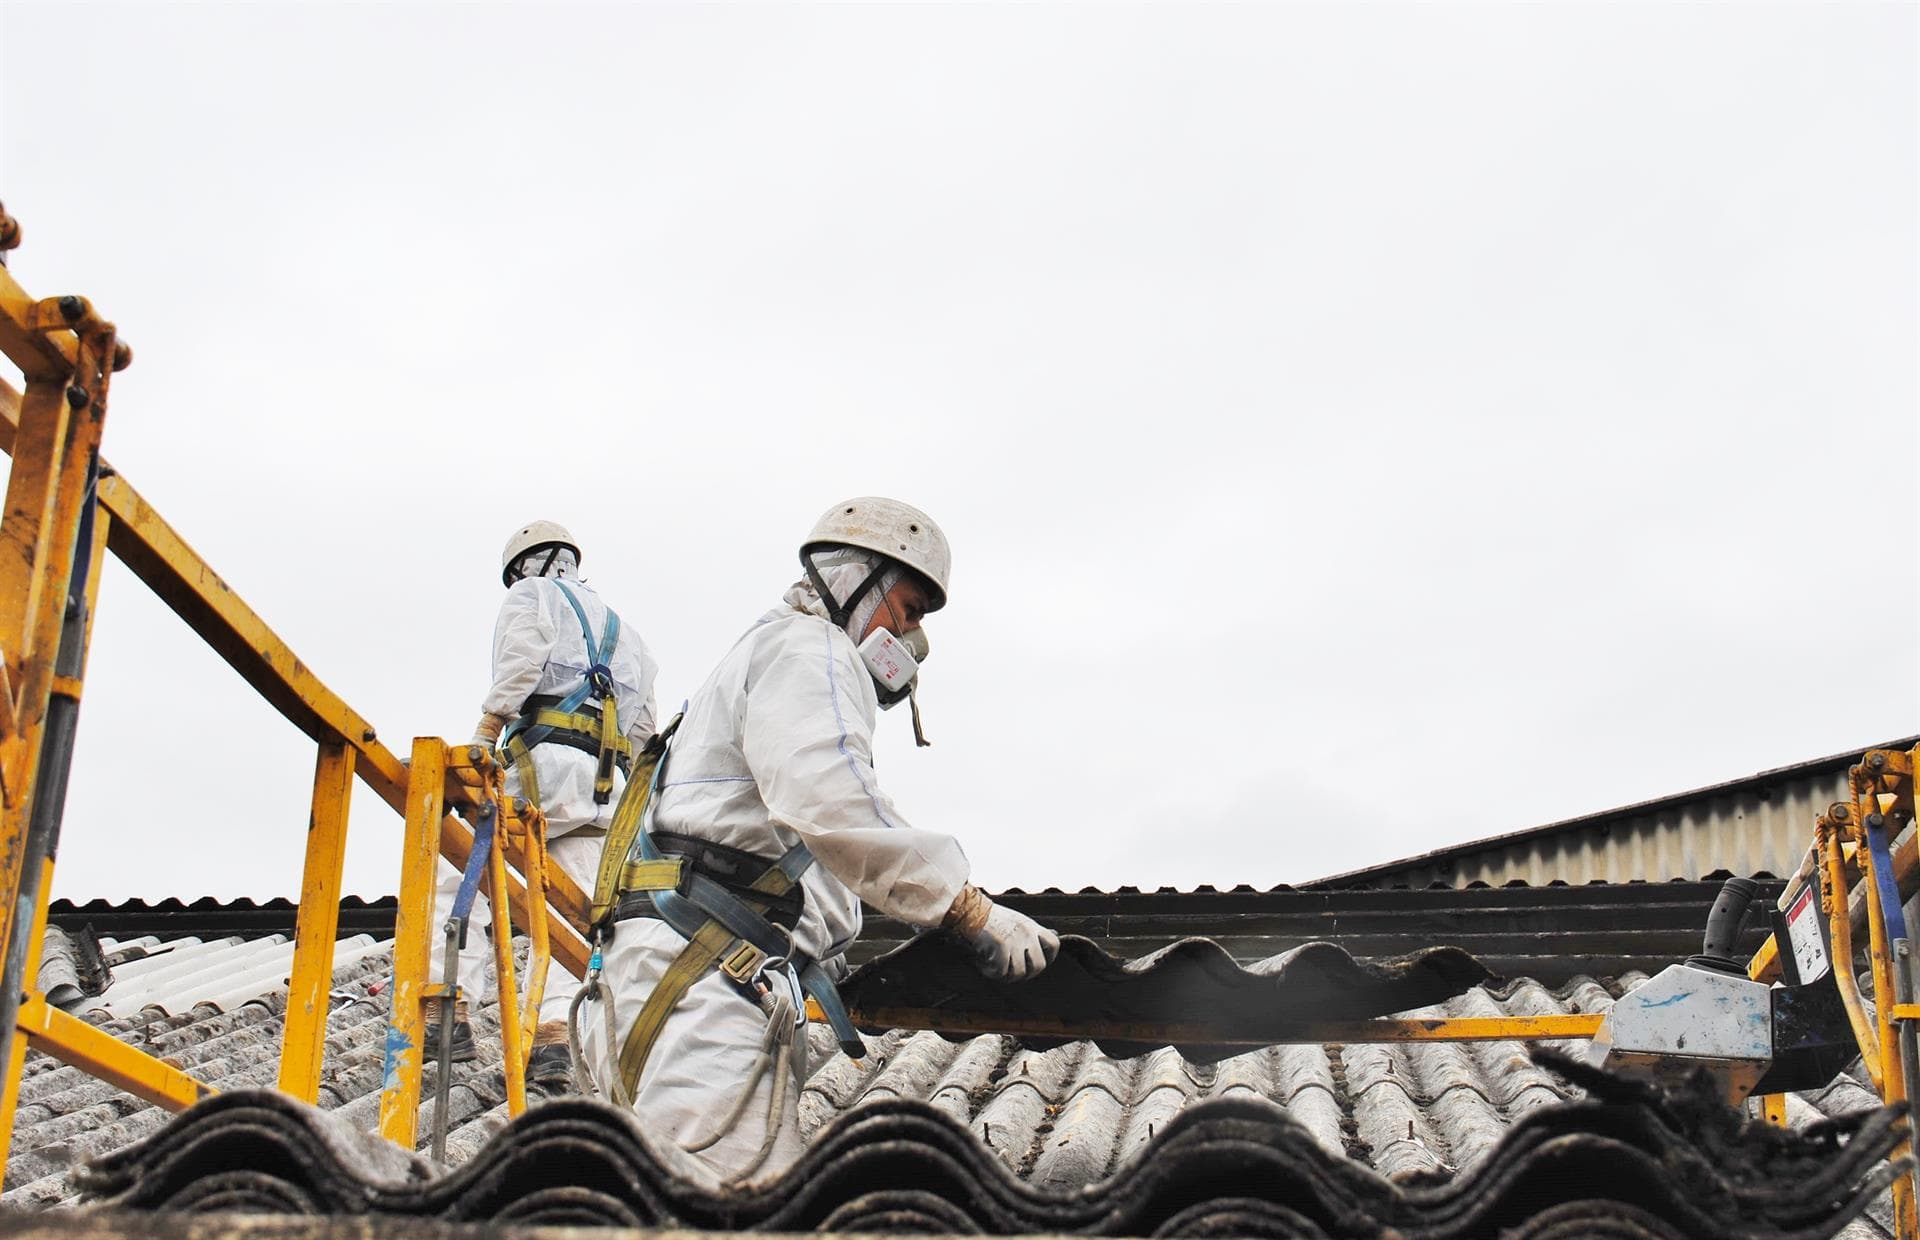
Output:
(803, 551), (891, 631)
(507, 546), (564, 586)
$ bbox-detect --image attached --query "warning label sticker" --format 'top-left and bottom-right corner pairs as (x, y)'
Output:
(1787, 885), (1830, 984)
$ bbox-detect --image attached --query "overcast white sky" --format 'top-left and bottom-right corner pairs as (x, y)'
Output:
(1, 3), (1913, 903)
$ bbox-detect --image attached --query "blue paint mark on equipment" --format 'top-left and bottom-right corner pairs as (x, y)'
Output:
(382, 1025), (414, 1090)
(1642, 991), (1693, 1008)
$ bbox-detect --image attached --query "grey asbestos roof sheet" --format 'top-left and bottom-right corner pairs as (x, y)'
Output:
(67, 1067), (1908, 1237)
(838, 934), (1490, 1061)
(4, 931), (1905, 1237)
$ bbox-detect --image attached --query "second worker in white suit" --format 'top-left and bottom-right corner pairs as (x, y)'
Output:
(577, 497), (1056, 1183)
(430, 521), (659, 1091)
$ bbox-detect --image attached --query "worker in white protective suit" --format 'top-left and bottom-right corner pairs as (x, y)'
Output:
(428, 520), (659, 1092)
(576, 497), (1057, 1184)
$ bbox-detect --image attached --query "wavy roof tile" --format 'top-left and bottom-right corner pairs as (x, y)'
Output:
(6, 883), (1901, 1237)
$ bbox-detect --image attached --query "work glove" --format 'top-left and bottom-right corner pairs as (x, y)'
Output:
(469, 712), (507, 751)
(943, 884), (1059, 981)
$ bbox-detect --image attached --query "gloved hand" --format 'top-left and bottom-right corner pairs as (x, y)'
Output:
(942, 884), (1059, 981)
(470, 712), (507, 751)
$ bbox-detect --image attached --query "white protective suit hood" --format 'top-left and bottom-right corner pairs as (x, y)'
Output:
(782, 551), (897, 636)
(509, 546), (579, 584)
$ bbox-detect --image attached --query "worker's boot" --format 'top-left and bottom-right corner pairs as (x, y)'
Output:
(525, 1023), (575, 1097)
(421, 997), (476, 1063)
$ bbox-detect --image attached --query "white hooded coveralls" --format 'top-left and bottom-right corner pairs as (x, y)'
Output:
(578, 585), (970, 1182)
(432, 573), (659, 1028)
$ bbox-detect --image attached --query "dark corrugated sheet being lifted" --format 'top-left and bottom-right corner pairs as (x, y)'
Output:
(840, 935), (1491, 1060)
(74, 1056), (1905, 1238)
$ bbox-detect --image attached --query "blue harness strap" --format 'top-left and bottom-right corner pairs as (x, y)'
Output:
(505, 580), (621, 752)
(448, 801), (497, 946)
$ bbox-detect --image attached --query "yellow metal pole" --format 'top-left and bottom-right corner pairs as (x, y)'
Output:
(278, 740), (356, 1102)
(486, 803), (527, 1117)
(17, 993), (212, 1112)
(517, 804), (551, 1047)
(0, 493), (118, 1155)
(378, 739), (445, 1148)
(834, 1008), (1606, 1045)
(0, 377), (80, 1014)
(0, 855), (56, 1166)
(1821, 816), (1882, 1089)
(0, 328), (112, 1163)
(1855, 782), (1917, 1240)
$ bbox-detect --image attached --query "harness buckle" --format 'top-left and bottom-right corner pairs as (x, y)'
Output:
(718, 940), (769, 986)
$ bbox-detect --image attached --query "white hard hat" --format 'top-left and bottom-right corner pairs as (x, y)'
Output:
(501, 520), (580, 586)
(801, 497), (950, 612)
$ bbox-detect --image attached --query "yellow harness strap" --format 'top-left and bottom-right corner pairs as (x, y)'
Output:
(505, 710), (633, 816)
(594, 697), (622, 804)
(505, 734), (541, 813)
(591, 745), (666, 926)
(615, 860), (799, 1100)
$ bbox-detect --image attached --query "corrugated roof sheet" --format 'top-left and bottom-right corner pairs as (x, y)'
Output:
(71, 1071), (1903, 1238)
(49, 877), (1786, 987)
(4, 927), (1906, 1238)
(1313, 737), (1918, 890)
(840, 933), (1491, 1060)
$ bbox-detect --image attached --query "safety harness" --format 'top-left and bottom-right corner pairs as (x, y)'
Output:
(579, 719), (866, 1103)
(500, 580), (632, 807)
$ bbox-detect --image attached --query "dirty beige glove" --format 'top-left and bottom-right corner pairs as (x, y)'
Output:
(470, 712), (507, 750)
(943, 884), (1059, 981)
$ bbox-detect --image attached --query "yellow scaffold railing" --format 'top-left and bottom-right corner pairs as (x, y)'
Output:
(0, 205), (584, 1164)
(1744, 745), (1920, 1240)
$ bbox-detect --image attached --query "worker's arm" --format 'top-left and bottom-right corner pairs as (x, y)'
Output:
(743, 622), (969, 928)
(622, 674), (659, 752)
(480, 580), (557, 722)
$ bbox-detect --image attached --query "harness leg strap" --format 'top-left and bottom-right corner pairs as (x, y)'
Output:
(616, 917), (740, 1099)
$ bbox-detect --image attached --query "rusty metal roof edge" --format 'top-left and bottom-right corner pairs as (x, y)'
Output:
(1305, 735), (1920, 891)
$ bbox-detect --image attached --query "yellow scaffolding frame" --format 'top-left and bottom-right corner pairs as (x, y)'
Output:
(1743, 745), (1920, 1240)
(0, 211), (1911, 1236)
(0, 211), (582, 1161)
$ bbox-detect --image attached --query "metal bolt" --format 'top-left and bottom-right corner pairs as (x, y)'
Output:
(64, 385), (88, 409)
(466, 744), (485, 764)
(1870, 753), (1888, 770)
(361, 728), (376, 743)
(57, 296), (83, 322)
(111, 341), (133, 372)
(1869, 813), (1886, 829)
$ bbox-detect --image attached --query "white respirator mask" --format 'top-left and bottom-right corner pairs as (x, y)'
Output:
(857, 625), (930, 706)
(857, 625), (932, 746)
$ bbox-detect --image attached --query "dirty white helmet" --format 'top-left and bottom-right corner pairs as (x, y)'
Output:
(501, 520), (581, 586)
(802, 497), (950, 612)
